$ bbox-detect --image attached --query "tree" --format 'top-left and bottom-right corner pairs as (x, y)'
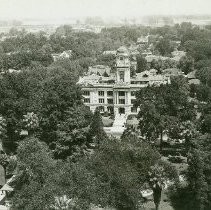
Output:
(84, 136), (161, 210)
(12, 137), (56, 210)
(97, 54), (115, 68)
(148, 161), (178, 210)
(39, 65), (84, 146)
(155, 38), (174, 56)
(178, 55), (194, 75)
(150, 59), (162, 72)
(53, 105), (92, 160)
(89, 109), (107, 147)
(136, 77), (196, 151)
(196, 67), (211, 87)
(186, 134), (211, 210)
(22, 112), (39, 136)
(136, 55), (147, 73)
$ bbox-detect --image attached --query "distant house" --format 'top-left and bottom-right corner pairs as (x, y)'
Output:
(103, 50), (117, 56)
(51, 50), (72, 62)
(186, 70), (200, 85)
(186, 70), (196, 80)
(163, 68), (184, 77)
(6, 50), (30, 56)
(171, 50), (186, 62)
(7, 69), (21, 74)
(128, 45), (139, 56)
(171, 40), (181, 50)
(1, 69), (21, 75)
(141, 50), (152, 57)
(188, 79), (200, 85)
(145, 55), (169, 63)
(145, 52), (185, 64)
(137, 35), (149, 45)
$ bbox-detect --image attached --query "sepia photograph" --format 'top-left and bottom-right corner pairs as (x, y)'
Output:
(0, 0), (211, 209)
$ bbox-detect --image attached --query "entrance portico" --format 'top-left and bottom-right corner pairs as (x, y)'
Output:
(119, 107), (125, 114)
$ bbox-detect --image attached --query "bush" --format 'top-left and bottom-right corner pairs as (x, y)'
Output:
(168, 155), (185, 164)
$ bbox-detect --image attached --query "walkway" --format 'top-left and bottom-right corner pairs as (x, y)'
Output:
(104, 114), (127, 138)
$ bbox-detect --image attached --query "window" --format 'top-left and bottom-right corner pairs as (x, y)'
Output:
(84, 98), (90, 103)
(143, 74), (149, 78)
(131, 91), (136, 96)
(98, 91), (104, 96)
(119, 99), (125, 104)
(140, 81), (148, 84)
(99, 106), (104, 112)
(99, 99), (105, 103)
(107, 99), (113, 104)
(107, 106), (114, 114)
(107, 91), (113, 96)
(119, 71), (124, 81)
(119, 91), (125, 96)
(131, 99), (136, 104)
(83, 91), (90, 96)
(131, 107), (137, 113)
(120, 56), (124, 61)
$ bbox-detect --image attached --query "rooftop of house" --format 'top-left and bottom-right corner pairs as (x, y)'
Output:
(162, 68), (183, 76)
(132, 70), (168, 82)
(145, 55), (170, 62)
(103, 50), (117, 55)
(78, 68), (169, 86)
(137, 35), (149, 44)
(186, 70), (196, 79)
(171, 50), (186, 57)
(117, 46), (129, 55)
(188, 78), (200, 85)
(141, 50), (153, 56)
(62, 50), (72, 56)
(78, 73), (116, 86)
(1, 69), (21, 74)
(52, 50), (72, 58)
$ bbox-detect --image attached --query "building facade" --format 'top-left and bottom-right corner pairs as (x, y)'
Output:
(78, 46), (170, 117)
(51, 50), (72, 62)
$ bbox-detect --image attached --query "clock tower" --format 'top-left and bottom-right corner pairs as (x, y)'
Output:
(116, 46), (131, 84)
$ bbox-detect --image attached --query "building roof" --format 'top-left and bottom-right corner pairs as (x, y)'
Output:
(132, 70), (168, 82)
(62, 50), (72, 56)
(78, 73), (115, 86)
(117, 46), (129, 55)
(149, 69), (158, 74)
(186, 70), (196, 79)
(137, 35), (149, 44)
(1, 184), (13, 191)
(188, 79), (200, 85)
(163, 68), (183, 76)
(103, 50), (117, 55)
(145, 55), (169, 63)
(88, 65), (111, 76)
(51, 50), (72, 60)
(141, 50), (152, 56)
(0, 165), (5, 186)
(171, 50), (186, 57)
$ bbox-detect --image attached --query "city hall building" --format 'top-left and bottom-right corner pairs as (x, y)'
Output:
(78, 46), (170, 117)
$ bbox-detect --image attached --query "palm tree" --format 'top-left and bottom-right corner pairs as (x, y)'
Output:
(51, 195), (77, 210)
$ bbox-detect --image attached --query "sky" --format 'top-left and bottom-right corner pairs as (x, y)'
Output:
(0, 0), (211, 20)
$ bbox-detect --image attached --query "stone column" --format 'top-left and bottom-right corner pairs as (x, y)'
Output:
(104, 90), (108, 104)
